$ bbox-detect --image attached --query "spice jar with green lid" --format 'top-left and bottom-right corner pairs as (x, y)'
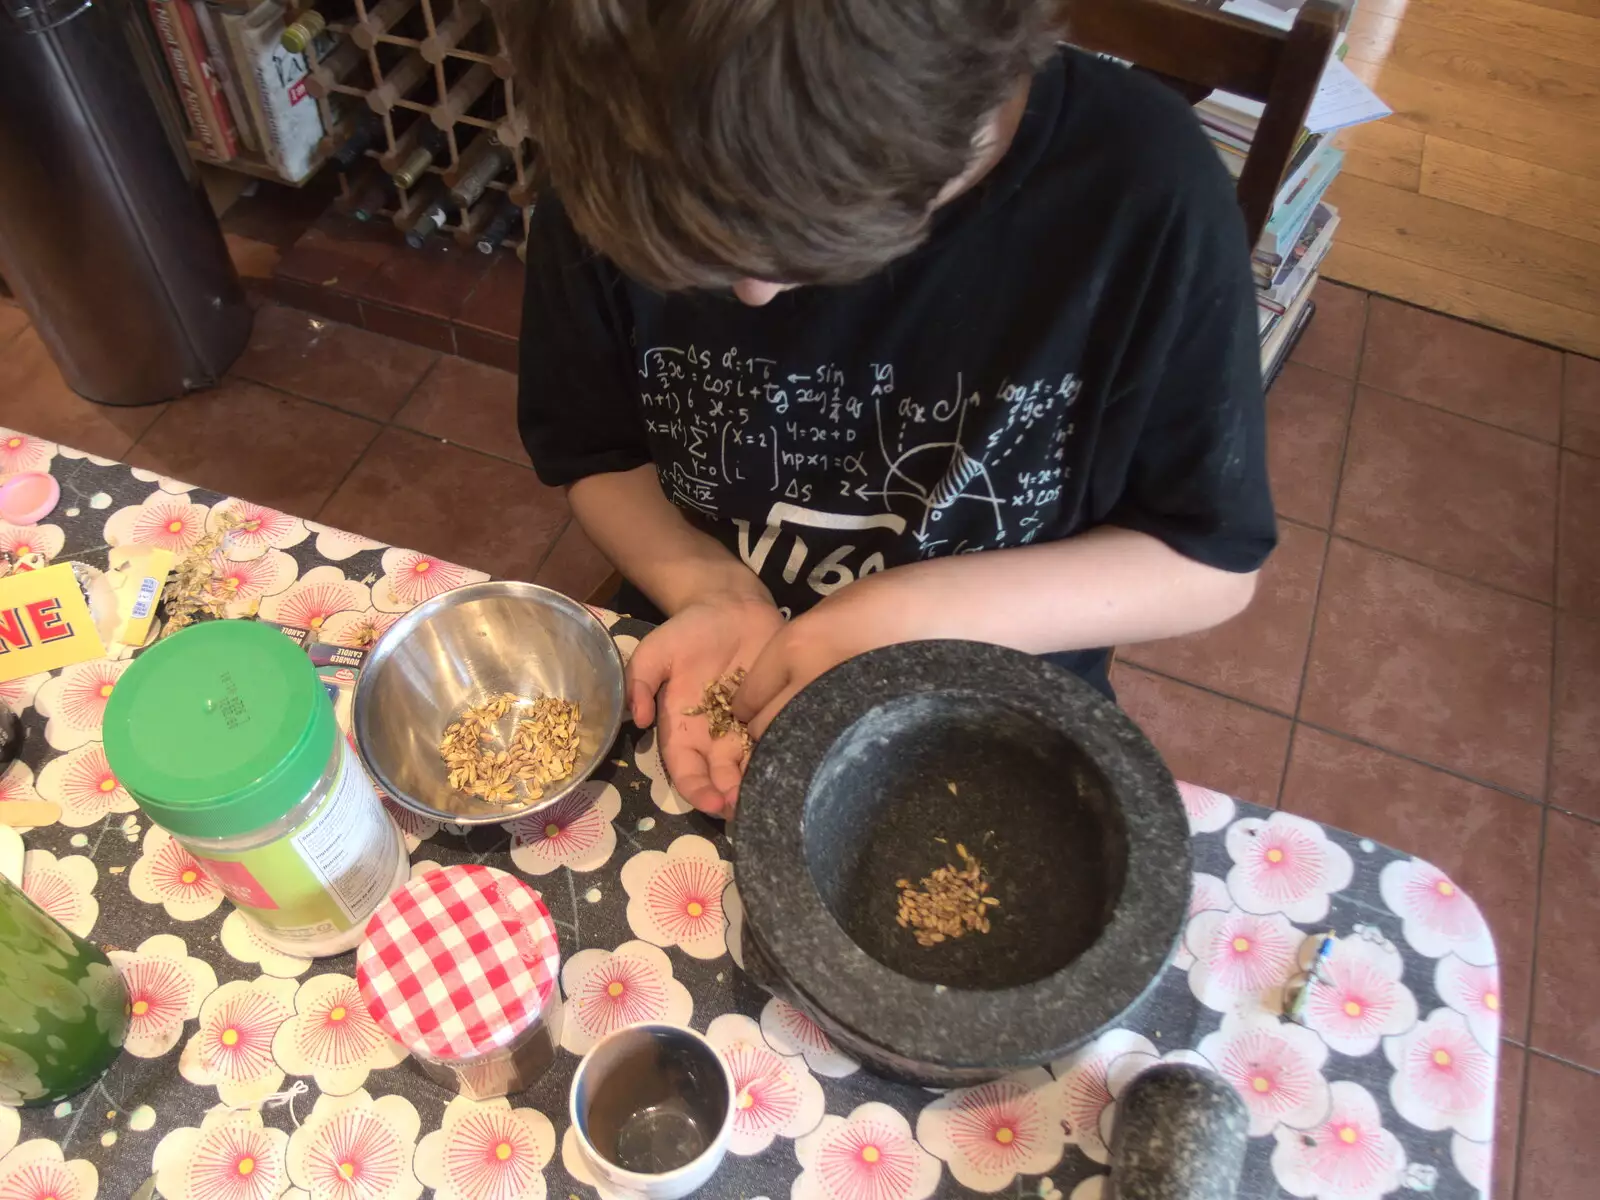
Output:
(104, 619), (410, 957)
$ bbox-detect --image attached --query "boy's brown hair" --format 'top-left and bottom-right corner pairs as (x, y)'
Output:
(504, 0), (1059, 291)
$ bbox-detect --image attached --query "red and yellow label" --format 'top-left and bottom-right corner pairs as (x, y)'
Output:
(0, 563), (106, 682)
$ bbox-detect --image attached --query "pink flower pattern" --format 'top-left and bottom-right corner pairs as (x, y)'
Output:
(414, 1096), (555, 1200)
(761, 997), (861, 1078)
(110, 934), (218, 1059)
(1225, 813), (1353, 922)
(152, 1109), (290, 1200)
(206, 549), (298, 615)
(34, 741), (137, 827)
(707, 1014), (826, 1156)
(1198, 1013), (1331, 1136)
(20, 849), (98, 937)
(1271, 1081), (1405, 1200)
(209, 498), (308, 557)
(1174, 873), (1230, 969)
(0, 521), (64, 563)
(1384, 1008), (1493, 1140)
(1379, 860), (1495, 964)
(1435, 955), (1502, 1051)
(916, 1067), (1065, 1191)
(1301, 934), (1418, 1057)
(180, 977), (296, 1107)
(376, 548), (485, 610)
(558, 941), (693, 1055)
(285, 1090), (422, 1200)
(793, 1103), (940, 1200)
(256, 565), (370, 634)
(1184, 908), (1302, 1015)
(0, 1140), (96, 1200)
(129, 826), (224, 920)
(1178, 781), (1236, 834)
(506, 781), (620, 875)
(273, 973), (405, 1096)
(0, 671), (48, 717)
(1052, 1029), (1158, 1163)
(621, 834), (732, 958)
(33, 659), (130, 750)
(104, 492), (211, 552)
(0, 428), (56, 475)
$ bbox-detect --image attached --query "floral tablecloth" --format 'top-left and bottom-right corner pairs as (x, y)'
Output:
(0, 431), (1501, 1200)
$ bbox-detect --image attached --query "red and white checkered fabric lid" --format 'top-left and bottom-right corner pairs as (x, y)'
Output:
(356, 864), (560, 1060)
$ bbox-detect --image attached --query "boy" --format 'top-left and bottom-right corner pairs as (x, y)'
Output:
(511, 0), (1276, 817)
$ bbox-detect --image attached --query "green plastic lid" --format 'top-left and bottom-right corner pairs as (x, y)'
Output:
(103, 621), (337, 840)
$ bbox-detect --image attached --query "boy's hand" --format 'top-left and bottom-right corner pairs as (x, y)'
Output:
(626, 593), (785, 818)
(733, 581), (895, 741)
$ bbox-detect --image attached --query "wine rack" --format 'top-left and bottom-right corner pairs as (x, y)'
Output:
(304, 0), (533, 257)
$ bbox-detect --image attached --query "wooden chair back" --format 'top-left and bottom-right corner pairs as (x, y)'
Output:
(1062, 0), (1349, 244)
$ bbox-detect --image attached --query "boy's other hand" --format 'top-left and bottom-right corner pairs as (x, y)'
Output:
(626, 593), (785, 818)
(734, 582), (896, 741)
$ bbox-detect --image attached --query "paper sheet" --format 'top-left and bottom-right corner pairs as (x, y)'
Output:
(1305, 56), (1393, 133)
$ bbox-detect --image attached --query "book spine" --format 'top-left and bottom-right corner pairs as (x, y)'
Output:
(146, 0), (220, 158)
(193, 1), (258, 151)
(222, 10), (279, 171)
(1265, 149), (1344, 258)
(175, 0), (237, 159)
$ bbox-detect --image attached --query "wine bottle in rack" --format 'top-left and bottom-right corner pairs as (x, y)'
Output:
(367, 50), (431, 115)
(352, 0), (416, 50)
(306, 38), (363, 99)
(421, 0), (482, 63)
(448, 133), (510, 208)
(281, 8), (325, 53)
(474, 199), (521, 254)
(390, 121), (447, 189)
(329, 111), (386, 168)
(431, 61), (495, 129)
(403, 179), (452, 248)
(342, 164), (396, 221)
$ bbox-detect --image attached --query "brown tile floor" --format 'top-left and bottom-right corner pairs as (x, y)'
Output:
(2, 279), (1598, 1195)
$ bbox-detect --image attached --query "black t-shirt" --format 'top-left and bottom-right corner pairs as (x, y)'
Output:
(518, 48), (1277, 690)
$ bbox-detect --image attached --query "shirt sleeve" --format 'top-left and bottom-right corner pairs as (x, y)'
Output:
(517, 194), (652, 487)
(1100, 144), (1279, 575)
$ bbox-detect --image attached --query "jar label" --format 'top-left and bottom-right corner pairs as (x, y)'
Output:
(176, 744), (404, 945)
(190, 856), (279, 910)
(288, 752), (401, 925)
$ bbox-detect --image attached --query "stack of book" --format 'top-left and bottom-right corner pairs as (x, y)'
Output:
(1198, 90), (1345, 383)
(1200, 0), (1389, 384)
(142, 0), (328, 183)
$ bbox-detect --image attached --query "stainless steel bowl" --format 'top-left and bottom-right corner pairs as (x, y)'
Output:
(353, 581), (625, 824)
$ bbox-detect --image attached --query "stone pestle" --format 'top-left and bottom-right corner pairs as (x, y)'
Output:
(1107, 1063), (1249, 1200)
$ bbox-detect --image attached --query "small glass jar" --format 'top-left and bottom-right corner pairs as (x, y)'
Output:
(358, 864), (562, 1099)
(105, 620), (409, 957)
(409, 992), (561, 1100)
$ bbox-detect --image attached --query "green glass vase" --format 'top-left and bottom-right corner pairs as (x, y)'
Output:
(0, 873), (128, 1106)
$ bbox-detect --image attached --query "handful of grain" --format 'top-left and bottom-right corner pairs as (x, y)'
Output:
(685, 669), (753, 756)
(440, 692), (581, 806)
(896, 842), (1000, 947)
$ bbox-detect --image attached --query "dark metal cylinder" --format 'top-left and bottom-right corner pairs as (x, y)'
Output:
(0, 0), (250, 405)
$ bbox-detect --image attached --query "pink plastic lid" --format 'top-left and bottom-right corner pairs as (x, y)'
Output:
(0, 472), (60, 526)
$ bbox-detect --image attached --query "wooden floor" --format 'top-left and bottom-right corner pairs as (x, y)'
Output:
(1325, 0), (1600, 357)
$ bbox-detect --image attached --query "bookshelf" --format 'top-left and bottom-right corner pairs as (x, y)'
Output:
(140, 0), (531, 258)
(1191, 0), (1384, 384)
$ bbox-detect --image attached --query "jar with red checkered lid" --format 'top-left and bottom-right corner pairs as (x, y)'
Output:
(356, 863), (562, 1098)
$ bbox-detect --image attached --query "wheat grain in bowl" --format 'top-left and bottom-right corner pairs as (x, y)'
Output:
(439, 692), (582, 806)
(353, 580), (624, 825)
